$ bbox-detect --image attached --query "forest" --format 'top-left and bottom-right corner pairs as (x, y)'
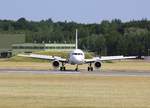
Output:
(0, 18), (150, 56)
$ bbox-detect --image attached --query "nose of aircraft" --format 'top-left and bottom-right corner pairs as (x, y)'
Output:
(72, 56), (84, 64)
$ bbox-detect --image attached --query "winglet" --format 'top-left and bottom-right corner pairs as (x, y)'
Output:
(75, 29), (78, 49)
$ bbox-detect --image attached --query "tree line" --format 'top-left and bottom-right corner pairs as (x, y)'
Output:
(0, 18), (150, 56)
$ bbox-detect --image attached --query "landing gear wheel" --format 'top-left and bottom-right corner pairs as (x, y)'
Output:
(88, 67), (94, 71)
(60, 67), (62, 71)
(62, 67), (65, 71)
(91, 67), (93, 71)
(88, 67), (90, 71)
(60, 62), (66, 71)
(75, 68), (78, 71)
(60, 66), (66, 71)
(88, 63), (93, 71)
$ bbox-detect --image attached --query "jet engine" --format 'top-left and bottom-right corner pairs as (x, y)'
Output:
(94, 61), (101, 69)
(52, 61), (60, 68)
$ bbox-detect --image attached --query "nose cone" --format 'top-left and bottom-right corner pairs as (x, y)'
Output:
(71, 56), (84, 64)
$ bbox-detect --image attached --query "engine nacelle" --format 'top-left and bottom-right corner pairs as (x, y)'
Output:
(94, 61), (101, 69)
(52, 61), (60, 68)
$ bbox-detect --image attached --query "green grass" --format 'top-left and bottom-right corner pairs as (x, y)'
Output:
(102, 60), (150, 71)
(0, 73), (150, 108)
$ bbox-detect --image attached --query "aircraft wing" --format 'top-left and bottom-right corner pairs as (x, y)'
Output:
(100, 56), (136, 61)
(85, 56), (136, 63)
(18, 54), (67, 62)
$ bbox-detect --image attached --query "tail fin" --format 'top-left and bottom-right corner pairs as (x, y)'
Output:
(75, 29), (78, 49)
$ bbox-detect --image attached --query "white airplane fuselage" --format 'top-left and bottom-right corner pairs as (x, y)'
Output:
(68, 49), (85, 65)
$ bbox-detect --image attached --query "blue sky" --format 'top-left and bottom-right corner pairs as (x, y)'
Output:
(0, 0), (149, 23)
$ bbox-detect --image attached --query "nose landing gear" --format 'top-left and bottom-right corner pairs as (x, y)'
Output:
(75, 65), (78, 71)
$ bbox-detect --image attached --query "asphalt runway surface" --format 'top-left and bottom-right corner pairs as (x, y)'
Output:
(0, 68), (150, 77)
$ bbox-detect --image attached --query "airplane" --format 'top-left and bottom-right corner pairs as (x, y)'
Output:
(18, 29), (136, 71)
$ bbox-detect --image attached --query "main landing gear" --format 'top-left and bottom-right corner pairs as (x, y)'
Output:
(60, 66), (66, 71)
(60, 62), (66, 71)
(88, 63), (93, 71)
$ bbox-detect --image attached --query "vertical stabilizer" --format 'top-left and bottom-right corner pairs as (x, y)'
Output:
(75, 29), (78, 49)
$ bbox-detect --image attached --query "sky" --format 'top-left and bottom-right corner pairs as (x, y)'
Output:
(0, 0), (149, 23)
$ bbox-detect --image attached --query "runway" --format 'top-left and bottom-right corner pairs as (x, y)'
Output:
(0, 68), (150, 77)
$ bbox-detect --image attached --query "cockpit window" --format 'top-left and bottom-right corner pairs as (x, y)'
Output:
(72, 53), (83, 55)
(73, 53), (77, 55)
